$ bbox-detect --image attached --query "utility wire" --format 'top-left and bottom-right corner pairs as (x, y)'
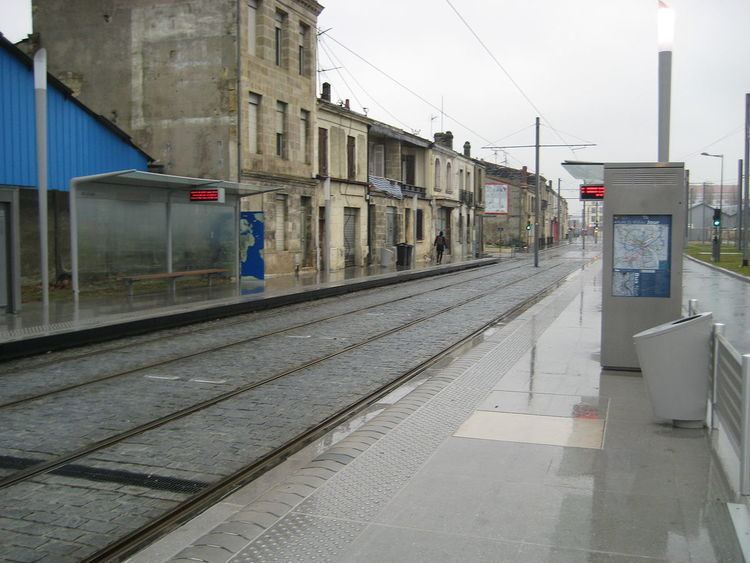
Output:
(317, 39), (367, 112)
(320, 31), (533, 171)
(444, 0), (577, 157)
(318, 36), (416, 132)
(323, 32), (495, 147)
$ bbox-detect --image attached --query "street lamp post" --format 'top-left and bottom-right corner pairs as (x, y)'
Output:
(658, 1), (674, 162)
(701, 152), (724, 255)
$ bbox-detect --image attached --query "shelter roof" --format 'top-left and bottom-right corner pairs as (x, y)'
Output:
(70, 170), (280, 197)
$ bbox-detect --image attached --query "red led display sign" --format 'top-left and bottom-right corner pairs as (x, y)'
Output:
(579, 185), (605, 200)
(190, 188), (225, 202)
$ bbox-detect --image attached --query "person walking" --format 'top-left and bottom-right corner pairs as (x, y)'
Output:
(434, 231), (447, 264)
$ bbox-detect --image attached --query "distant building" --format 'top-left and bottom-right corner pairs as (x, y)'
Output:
(481, 163), (567, 248)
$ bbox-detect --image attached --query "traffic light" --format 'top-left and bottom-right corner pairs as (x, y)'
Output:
(713, 208), (721, 228)
(526, 221), (531, 231)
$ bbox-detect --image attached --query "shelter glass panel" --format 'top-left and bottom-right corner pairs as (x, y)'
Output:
(76, 186), (167, 287)
(172, 201), (235, 273)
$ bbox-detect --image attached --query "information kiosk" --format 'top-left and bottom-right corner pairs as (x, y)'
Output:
(601, 162), (686, 370)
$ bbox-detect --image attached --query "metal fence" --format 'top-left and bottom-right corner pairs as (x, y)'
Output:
(690, 298), (750, 494)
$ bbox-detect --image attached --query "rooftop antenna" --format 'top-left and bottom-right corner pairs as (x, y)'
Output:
(430, 114), (438, 136)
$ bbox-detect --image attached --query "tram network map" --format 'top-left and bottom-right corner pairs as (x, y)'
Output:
(612, 215), (671, 298)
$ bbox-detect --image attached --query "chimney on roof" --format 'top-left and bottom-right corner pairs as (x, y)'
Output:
(321, 82), (331, 102)
(345, 99), (350, 110)
(433, 131), (453, 150)
(463, 141), (471, 158)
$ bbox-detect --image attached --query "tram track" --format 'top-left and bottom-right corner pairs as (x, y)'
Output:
(0, 249), (594, 562)
(0, 261), (563, 491)
(0, 259), (536, 409)
(89, 267), (573, 563)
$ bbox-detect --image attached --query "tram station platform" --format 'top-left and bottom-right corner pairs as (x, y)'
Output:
(132, 255), (745, 562)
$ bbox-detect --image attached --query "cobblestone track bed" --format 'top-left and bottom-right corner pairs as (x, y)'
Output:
(0, 260), (535, 406)
(0, 263), (547, 470)
(0, 257), (585, 561)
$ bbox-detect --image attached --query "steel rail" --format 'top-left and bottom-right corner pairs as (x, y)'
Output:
(0, 262), (566, 492)
(87, 263), (577, 563)
(0, 263), (534, 409)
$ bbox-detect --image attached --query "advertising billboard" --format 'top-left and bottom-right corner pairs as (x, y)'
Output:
(484, 183), (509, 214)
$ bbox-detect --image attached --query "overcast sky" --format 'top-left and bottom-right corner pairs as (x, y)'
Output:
(2, 0), (749, 212)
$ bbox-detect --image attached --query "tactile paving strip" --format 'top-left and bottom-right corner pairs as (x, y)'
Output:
(232, 513), (365, 563)
(229, 272), (589, 561)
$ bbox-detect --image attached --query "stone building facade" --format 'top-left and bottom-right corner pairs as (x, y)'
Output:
(317, 97), (370, 271)
(367, 122), (432, 266)
(428, 132), (485, 261)
(32, 0), (324, 275)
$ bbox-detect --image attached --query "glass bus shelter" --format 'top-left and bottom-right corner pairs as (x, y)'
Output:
(69, 170), (274, 297)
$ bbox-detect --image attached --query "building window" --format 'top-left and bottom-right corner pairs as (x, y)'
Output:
(300, 109), (310, 163)
(401, 154), (415, 185)
(416, 208), (424, 240)
(347, 136), (356, 180)
(299, 23), (309, 76)
(276, 101), (287, 158)
(247, 0), (258, 56)
(318, 127), (328, 177)
(275, 194), (288, 250)
(369, 143), (385, 177)
(466, 171), (471, 193)
(446, 162), (452, 192)
(459, 169), (464, 190)
(274, 10), (285, 66)
(248, 92), (260, 154)
(434, 158), (441, 190)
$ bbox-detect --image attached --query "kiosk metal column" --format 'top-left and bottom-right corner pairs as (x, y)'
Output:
(601, 162), (686, 370)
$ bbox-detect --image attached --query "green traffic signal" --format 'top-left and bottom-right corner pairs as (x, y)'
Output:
(712, 208), (721, 227)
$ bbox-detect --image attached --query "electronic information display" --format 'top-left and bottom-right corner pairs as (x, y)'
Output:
(612, 214), (672, 298)
(579, 185), (605, 200)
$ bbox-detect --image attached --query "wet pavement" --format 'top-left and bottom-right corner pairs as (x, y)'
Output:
(682, 256), (750, 353)
(132, 251), (744, 562)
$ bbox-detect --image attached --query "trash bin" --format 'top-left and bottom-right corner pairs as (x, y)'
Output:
(633, 311), (713, 428)
(396, 243), (413, 266)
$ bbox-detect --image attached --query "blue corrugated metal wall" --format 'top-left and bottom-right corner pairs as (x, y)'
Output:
(0, 44), (149, 191)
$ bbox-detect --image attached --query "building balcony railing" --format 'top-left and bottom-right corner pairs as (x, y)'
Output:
(459, 189), (474, 207)
(401, 183), (427, 197)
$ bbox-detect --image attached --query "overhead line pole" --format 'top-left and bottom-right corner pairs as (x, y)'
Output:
(557, 178), (561, 245)
(534, 117), (540, 268)
(744, 93), (750, 266)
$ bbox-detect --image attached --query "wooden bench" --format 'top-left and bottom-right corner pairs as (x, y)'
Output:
(121, 268), (228, 298)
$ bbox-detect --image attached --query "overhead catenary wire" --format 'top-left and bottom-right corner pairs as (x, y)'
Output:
(444, 0), (580, 158)
(678, 125), (744, 160)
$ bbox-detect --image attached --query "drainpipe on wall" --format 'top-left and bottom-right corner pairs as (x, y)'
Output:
(236, 0), (242, 184)
(324, 177), (331, 275)
(366, 125), (372, 265)
(412, 194), (417, 268)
